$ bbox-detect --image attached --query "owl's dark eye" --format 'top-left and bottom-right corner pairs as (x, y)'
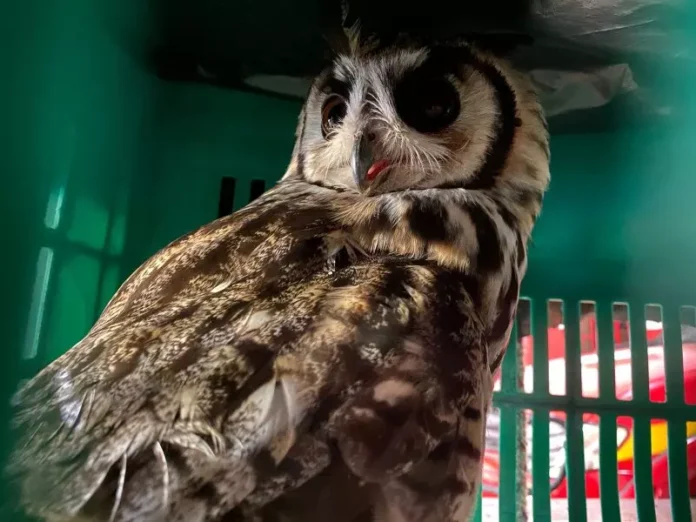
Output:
(394, 76), (460, 133)
(321, 95), (347, 138)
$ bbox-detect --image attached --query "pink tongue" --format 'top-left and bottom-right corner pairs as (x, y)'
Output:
(366, 160), (390, 181)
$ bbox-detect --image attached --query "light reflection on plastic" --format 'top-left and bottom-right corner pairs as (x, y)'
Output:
(44, 185), (66, 230)
(22, 247), (54, 359)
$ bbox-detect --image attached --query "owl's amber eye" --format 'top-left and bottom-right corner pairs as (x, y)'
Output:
(395, 76), (460, 133)
(321, 95), (347, 138)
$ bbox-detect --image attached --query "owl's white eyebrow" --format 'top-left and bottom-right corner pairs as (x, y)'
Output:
(333, 56), (358, 84)
(380, 49), (427, 79)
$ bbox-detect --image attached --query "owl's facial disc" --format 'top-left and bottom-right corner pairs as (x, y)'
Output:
(351, 130), (390, 191)
(292, 42), (543, 194)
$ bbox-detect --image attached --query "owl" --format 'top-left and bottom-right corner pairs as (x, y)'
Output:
(8, 27), (550, 522)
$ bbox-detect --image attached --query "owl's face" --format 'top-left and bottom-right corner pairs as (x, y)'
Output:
(288, 39), (543, 195)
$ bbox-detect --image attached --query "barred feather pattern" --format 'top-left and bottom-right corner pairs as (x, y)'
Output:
(9, 37), (549, 522)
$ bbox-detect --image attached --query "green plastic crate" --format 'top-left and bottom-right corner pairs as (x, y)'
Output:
(2, 1), (696, 521)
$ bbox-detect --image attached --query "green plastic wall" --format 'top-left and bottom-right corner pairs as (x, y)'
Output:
(0, 1), (158, 518)
(2, 1), (696, 521)
(148, 83), (299, 253)
(2, 0), (151, 370)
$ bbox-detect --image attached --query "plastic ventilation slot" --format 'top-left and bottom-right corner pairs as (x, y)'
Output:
(486, 298), (695, 522)
(218, 177), (267, 218)
(250, 179), (266, 202)
(217, 177), (237, 218)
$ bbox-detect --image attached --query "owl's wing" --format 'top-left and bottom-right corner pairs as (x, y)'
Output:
(9, 183), (490, 522)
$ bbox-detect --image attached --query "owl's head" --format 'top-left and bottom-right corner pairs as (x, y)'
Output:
(284, 30), (549, 196)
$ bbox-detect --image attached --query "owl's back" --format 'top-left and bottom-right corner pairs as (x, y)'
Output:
(10, 179), (487, 522)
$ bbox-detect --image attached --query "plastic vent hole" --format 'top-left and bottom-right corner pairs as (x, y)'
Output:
(645, 304), (665, 404)
(249, 179), (265, 203)
(218, 177), (237, 218)
(613, 303), (631, 401)
(547, 299), (565, 397)
(680, 306), (696, 405)
(579, 301), (596, 398)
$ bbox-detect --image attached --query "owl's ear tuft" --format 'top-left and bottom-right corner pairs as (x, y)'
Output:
(323, 26), (350, 58)
(323, 24), (380, 58)
(322, 0), (380, 58)
(340, 0), (361, 53)
(343, 21), (363, 55)
(323, 22), (363, 55)
(344, 23), (381, 57)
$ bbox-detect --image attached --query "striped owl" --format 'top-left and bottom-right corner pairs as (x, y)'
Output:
(8, 28), (550, 522)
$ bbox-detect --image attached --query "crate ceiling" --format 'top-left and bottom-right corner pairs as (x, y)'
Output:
(154, 0), (694, 132)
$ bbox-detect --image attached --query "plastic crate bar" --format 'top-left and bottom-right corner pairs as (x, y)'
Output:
(628, 303), (650, 403)
(492, 392), (696, 419)
(595, 302), (616, 400)
(498, 406), (518, 522)
(532, 410), (551, 522)
(663, 306), (686, 402)
(531, 298), (551, 522)
(563, 302), (587, 522)
(663, 306), (691, 520)
(666, 420), (692, 521)
(599, 415), (621, 522)
(633, 416), (656, 522)
(596, 301), (620, 522)
(626, 303), (657, 522)
(565, 411), (588, 522)
(499, 323), (519, 522)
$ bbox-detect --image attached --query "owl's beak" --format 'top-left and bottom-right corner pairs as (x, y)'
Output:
(351, 132), (389, 191)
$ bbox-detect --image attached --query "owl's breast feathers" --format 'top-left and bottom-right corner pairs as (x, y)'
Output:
(9, 178), (531, 522)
